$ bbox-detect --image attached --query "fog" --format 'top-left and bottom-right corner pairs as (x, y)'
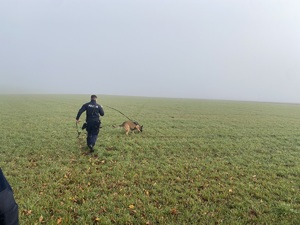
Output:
(1, 0), (300, 103)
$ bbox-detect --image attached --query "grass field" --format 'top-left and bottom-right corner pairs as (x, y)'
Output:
(0, 94), (299, 225)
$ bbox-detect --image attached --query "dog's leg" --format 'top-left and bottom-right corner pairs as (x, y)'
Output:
(124, 125), (129, 135)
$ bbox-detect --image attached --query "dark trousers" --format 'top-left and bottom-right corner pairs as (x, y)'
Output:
(0, 169), (19, 225)
(86, 120), (100, 147)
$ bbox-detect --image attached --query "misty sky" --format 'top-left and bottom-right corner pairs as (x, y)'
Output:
(1, 0), (300, 103)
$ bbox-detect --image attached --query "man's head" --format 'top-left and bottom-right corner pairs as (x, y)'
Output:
(91, 95), (97, 101)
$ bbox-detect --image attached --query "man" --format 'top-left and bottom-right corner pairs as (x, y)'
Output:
(0, 168), (19, 225)
(76, 95), (104, 152)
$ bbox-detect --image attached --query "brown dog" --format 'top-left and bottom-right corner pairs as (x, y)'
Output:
(113, 121), (143, 135)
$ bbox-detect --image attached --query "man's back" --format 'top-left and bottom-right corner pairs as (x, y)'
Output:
(76, 100), (104, 122)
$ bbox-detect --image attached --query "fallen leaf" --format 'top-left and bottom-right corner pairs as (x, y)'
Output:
(171, 208), (179, 215)
(23, 209), (32, 215)
(92, 216), (100, 223)
(57, 217), (62, 224)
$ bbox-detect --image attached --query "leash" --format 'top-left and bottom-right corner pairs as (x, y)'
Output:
(104, 105), (136, 122)
(75, 122), (81, 137)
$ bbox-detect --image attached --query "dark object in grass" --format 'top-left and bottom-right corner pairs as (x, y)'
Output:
(0, 168), (19, 225)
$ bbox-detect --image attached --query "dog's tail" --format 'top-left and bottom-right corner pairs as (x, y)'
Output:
(112, 124), (123, 128)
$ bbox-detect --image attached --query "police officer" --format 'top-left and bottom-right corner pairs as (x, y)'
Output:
(0, 168), (19, 225)
(76, 95), (104, 152)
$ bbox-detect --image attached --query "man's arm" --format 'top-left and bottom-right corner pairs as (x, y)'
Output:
(76, 104), (87, 121)
(98, 105), (104, 116)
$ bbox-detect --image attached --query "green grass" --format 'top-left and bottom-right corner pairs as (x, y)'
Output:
(0, 95), (299, 224)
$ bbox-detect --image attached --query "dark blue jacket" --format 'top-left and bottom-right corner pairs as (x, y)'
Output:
(0, 169), (19, 225)
(76, 100), (104, 122)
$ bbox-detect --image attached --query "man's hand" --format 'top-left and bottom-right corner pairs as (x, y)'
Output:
(76, 120), (80, 123)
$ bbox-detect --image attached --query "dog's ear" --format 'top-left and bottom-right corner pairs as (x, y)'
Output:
(140, 125), (143, 131)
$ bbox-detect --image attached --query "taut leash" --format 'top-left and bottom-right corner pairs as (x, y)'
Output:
(104, 105), (135, 122)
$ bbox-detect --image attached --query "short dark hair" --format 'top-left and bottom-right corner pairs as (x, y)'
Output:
(91, 95), (97, 99)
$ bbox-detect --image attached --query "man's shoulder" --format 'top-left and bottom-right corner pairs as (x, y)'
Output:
(82, 101), (90, 106)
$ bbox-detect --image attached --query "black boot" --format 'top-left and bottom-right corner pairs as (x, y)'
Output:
(88, 145), (94, 153)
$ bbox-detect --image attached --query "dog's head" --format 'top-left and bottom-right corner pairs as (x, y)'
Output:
(133, 121), (143, 132)
(138, 125), (143, 132)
